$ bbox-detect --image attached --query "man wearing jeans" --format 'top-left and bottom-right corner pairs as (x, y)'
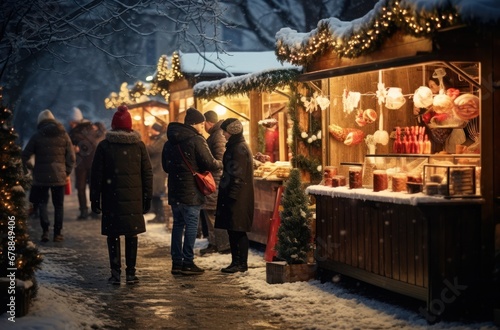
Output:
(162, 108), (222, 275)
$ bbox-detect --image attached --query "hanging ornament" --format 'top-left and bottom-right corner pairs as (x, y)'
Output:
(385, 87), (406, 110)
(301, 95), (317, 113)
(355, 109), (366, 127)
(316, 94), (330, 110)
(342, 89), (361, 114)
(301, 92), (331, 113)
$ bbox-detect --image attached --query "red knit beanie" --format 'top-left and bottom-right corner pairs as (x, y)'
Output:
(112, 105), (132, 131)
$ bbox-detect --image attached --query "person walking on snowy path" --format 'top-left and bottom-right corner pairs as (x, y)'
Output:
(68, 107), (106, 220)
(22, 109), (75, 243)
(90, 105), (153, 285)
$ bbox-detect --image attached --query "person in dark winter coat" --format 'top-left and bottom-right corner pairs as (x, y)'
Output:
(22, 109), (76, 243)
(199, 110), (230, 255)
(90, 105), (153, 285)
(215, 118), (254, 273)
(162, 107), (222, 276)
(69, 107), (106, 220)
(146, 123), (168, 225)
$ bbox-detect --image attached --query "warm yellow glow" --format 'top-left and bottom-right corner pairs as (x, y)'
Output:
(215, 105), (227, 116)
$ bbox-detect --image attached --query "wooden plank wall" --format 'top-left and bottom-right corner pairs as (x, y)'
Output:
(315, 195), (428, 288)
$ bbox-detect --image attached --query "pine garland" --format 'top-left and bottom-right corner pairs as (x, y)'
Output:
(275, 168), (312, 264)
(275, 0), (470, 65)
(288, 88), (322, 182)
(193, 68), (302, 99)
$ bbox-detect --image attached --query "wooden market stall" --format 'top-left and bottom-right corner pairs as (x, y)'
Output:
(167, 51), (297, 153)
(275, 1), (500, 322)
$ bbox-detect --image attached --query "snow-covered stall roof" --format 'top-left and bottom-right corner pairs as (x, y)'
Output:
(179, 51), (298, 76)
(193, 67), (302, 100)
(275, 0), (500, 65)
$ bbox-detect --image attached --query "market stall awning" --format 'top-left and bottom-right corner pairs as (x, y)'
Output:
(193, 67), (302, 100)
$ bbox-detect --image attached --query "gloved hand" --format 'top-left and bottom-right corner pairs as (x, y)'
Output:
(143, 198), (151, 214)
(91, 202), (102, 214)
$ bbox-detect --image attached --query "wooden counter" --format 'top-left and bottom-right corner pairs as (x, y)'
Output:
(249, 178), (283, 244)
(307, 185), (486, 322)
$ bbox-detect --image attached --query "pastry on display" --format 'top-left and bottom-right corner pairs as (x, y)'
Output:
(392, 173), (407, 192)
(332, 175), (346, 187)
(254, 161), (292, 179)
(349, 166), (363, 189)
(373, 170), (388, 192)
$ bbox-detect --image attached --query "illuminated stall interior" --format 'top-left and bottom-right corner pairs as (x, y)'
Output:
(320, 61), (480, 190)
(127, 100), (170, 144)
(198, 90), (290, 161)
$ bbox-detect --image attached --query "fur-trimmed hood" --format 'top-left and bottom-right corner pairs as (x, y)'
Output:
(105, 130), (141, 144)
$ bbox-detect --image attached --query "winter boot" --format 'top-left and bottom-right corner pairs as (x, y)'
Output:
(41, 230), (49, 243)
(236, 234), (249, 272)
(221, 246), (240, 273)
(107, 236), (121, 285)
(53, 228), (64, 242)
(220, 248), (248, 274)
(125, 236), (139, 284)
(77, 208), (89, 220)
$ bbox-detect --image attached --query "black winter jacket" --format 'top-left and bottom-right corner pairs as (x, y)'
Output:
(215, 133), (254, 232)
(162, 122), (222, 206)
(90, 130), (153, 236)
(21, 119), (75, 186)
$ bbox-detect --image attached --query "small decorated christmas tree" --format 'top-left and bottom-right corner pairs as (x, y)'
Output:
(0, 88), (42, 315)
(275, 168), (312, 264)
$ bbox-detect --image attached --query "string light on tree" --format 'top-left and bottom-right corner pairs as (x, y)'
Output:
(0, 87), (43, 286)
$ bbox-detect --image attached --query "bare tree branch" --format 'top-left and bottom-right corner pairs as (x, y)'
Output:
(0, 0), (229, 84)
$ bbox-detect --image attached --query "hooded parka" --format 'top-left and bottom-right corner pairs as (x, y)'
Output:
(162, 122), (222, 206)
(21, 119), (75, 186)
(90, 130), (153, 236)
(215, 133), (254, 232)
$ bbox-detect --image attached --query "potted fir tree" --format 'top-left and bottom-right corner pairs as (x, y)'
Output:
(266, 168), (316, 284)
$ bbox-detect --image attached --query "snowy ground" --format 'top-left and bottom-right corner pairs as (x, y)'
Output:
(1, 214), (498, 330)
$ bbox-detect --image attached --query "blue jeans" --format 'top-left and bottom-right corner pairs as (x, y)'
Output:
(170, 204), (201, 265)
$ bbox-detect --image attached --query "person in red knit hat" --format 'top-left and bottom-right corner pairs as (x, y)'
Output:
(111, 105), (133, 131)
(90, 105), (153, 285)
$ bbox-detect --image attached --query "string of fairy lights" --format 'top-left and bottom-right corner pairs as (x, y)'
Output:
(0, 88), (43, 279)
(276, 0), (461, 64)
(104, 52), (184, 109)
